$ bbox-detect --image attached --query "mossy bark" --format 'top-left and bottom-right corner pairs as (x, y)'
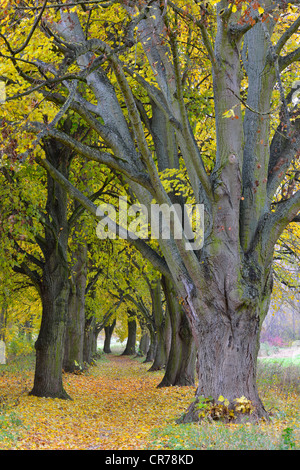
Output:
(30, 139), (71, 399)
(122, 314), (137, 356)
(158, 277), (196, 387)
(63, 233), (87, 373)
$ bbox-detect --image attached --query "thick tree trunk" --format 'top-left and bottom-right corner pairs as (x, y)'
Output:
(83, 315), (99, 364)
(148, 280), (167, 371)
(159, 277), (196, 387)
(30, 274), (70, 399)
(30, 139), (71, 399)
(138, 332), (150, 356)
(175, 12), (274, 422)
(122, 315), (137, 355)
(178, 252), (273, 423)
(103, 318), (116, 354)
(180, 307), (269, 423)
(143, 329), (156, 363)
(63, 237), (87, 373)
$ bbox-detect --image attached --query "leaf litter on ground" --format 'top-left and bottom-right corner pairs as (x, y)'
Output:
(0, 353), (299, 450)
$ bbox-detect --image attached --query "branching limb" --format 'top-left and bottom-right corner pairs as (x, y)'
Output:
(275, 14), (300, 56)
(168, 0), (216, 65)
(261, 189), (300, 261)
(279, 46), (300, 72)
(36, 155), (171, 278)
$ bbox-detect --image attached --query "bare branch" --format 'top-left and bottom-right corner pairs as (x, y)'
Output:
(262, 189), (300, 260)
(275, 14), (300, 56)
(12, 0), (49, 55)
(168, 0), (216, 65)
(279, 46), (300, 71)
(36, 155), (171, 278)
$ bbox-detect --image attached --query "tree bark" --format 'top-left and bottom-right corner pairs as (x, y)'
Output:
(0, 302), (7, 342)
(122, 314), (137, 356)
(103, 318), (116, 354)
(30, 139), (71, 399)
(63, 233), (87, 372)
(148, 280), (167, 371)
(158, 277), (196, 387)
(83, 315), (98, 364)
(143, 328), (157, 363)
(138, 331), (150, 356)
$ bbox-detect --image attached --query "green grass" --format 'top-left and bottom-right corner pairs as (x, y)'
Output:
(147, 360), (300, 450)
(0, 352), (36, 376)
(259, 355), (300, 367)
(147, 422), (290, 450)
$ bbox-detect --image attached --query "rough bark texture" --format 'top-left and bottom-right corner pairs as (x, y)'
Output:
(30, 139), (71, 399)
(148, 281), (167, 371)
(159, 277), (196, 387)
(63, 232), (87, 372)
(83, 315), (98, 364)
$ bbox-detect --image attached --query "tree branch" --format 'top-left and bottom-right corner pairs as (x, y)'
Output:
(279, 46), (300, 72)
(36, 155), (171, 278)
(262, 189), (300, 260)
(275, 14), (300, 56)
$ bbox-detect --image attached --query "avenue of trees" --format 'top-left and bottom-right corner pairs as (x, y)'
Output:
(0, 0), (299, 423)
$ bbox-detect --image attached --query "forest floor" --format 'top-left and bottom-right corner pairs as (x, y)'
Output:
(0, 349), (299, 450)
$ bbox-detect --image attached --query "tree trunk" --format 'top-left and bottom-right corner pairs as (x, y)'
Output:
(63, 235), (87, 373)
(103, 318), (116, 354)
(122, 314), (137, 355)
(30, 272), (70, 399)
(178, 251), (273, 423)
(143, 328), (156, 363)
(0, 302), (7, 342)
(30, 139), (71, 399)
(148, 280), (167, 371)
(159, 277), (196, 387)
(138, 331), (150, 357)
(180, 307), (269, 423)
(83, 315), (99, 364)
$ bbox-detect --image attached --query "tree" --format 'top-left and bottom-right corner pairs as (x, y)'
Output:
(1, 0), (300, 421)
(103, 318), (116, 353)
(121, 309), (137, 355)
